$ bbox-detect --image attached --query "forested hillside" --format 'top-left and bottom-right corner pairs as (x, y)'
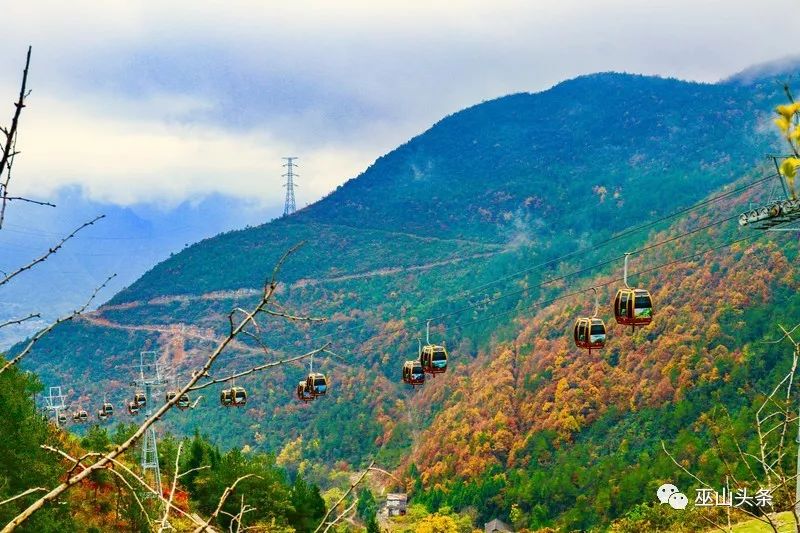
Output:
(11, 66), (800, 530)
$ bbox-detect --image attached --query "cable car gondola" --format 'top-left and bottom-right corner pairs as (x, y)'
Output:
(306, 372), (328, 397)
(97, 409), (108, 421)
(101, 401), (114, 417)
(166, 390), (191, 410)
(574, 288), (606, 353)
(296, 381), (315, 402)
(57, 413), (67, 425)
(613, 253), (653, 331)
(72, 409), (88, 423)
(402, 360), (425, 386)
(302, 355), (328, 398)
(221, 385), (247, 408)
(127, 401), (139, 415)
(134, 390), (147, 408)
(231, 386), (247, 407)
(220, 389), (233, 407)
(420, 320), (448, 375)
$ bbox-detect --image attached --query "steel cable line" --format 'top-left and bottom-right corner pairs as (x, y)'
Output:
(461, 172), (777, 297)
(400, 211), (742, 324)
(452, 230), (772, 329)
(335, 224), (785, 360)
(298, 173), (775, 345)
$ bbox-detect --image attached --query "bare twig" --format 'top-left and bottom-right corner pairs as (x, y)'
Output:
(40, 445), (151, 527)
(314, 460), (375, 533)
(322, 500), (357, 533)
(189, 344), (329, 392)
(1, 197), (55, 208)
(0, 313), (40, 330)
(0, 273), (116, 374)
(0, 488), (46, 507)
(0, 215), (105, 288)
(159, 441), (184, 532)
(264, 307), (327, 322)
(192, 475), (259, 533)
(661, 441), (712, 488)
(41, 445), (204, 527)
(367, 466), (401, 484)
(3, 245), (324, 532)
(0, 46), (32, 230)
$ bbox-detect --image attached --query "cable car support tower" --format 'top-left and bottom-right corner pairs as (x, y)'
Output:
(738, 155), (800, 231)
(43, 386), (67, 428)
(130, 350), (168, 497)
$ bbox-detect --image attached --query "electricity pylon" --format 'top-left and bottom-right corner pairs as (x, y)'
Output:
(43, 386), (66, 428)
(130, 350), (168, 497)
(282, 157), (299, 216)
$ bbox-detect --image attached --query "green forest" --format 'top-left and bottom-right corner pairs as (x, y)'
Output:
(3, 42), (800, 533)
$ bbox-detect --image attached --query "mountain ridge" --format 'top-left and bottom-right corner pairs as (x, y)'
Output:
(11, 62), (799, 530)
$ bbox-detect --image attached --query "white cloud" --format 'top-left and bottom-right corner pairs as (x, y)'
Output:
(11, 92), (369, 207)
(0, 0), (794, 206)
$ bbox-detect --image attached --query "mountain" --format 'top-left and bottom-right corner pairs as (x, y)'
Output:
(0, 188), (279, 349)
(10, 68), (799, 529)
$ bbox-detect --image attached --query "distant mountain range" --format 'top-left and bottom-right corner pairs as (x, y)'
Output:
(0, 188), (278, 348)
(10, 60), (800, 529)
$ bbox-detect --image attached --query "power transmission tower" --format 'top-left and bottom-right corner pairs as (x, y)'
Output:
(282, 157), (299, 216)
(130, 350), (168, 497)
(43, 386), (66, 428)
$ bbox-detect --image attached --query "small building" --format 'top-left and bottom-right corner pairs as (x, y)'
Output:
(485, 518), (514, 533)
(383, 493), (408, 517)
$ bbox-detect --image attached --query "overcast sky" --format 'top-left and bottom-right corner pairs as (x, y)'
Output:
(0, 1), (794, 212)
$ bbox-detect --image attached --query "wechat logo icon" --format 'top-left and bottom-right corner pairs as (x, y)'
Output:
(657, 483), (688, 510)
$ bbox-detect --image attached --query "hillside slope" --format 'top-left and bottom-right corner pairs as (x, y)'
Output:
(12, 68), (796, 529)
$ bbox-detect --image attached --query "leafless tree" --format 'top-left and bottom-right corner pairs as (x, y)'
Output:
(662, 323), (800, 533)
(0, 47), (334, 532)
(2, 242), (331, 532)
(313, 459), (403, 533)
(0, 46), (107, 372)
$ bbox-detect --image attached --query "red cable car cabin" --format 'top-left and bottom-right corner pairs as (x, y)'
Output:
(574, 317), (606, 352)
(613, 288), (653, 330)
(420, 344), (447, 374)
(305, 373), (328, 396)
(296, 381), (314, 402)
(402, 360), (425, 385)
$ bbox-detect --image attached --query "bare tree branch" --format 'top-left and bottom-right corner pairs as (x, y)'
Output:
(0, 46), (32, 230)
(264, 307), (327, 322)
(1, 196), (55, 208)
(661, 440), (713, 488)
(2, 244), (328, 532)
(189, 344), (329, 392)
(40, 445), (151, 528)
(0, 488), (46, 508)
(40, 445), (205, 528)
(0, 215), (106, 288)
(0, 273), (116, 374)
(322, 500), (357, 533)
(314, 460), (375, 533)
(158, 441), (184, 533)
(192, 475), (259, 533)
(0, 313), (40, 330)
